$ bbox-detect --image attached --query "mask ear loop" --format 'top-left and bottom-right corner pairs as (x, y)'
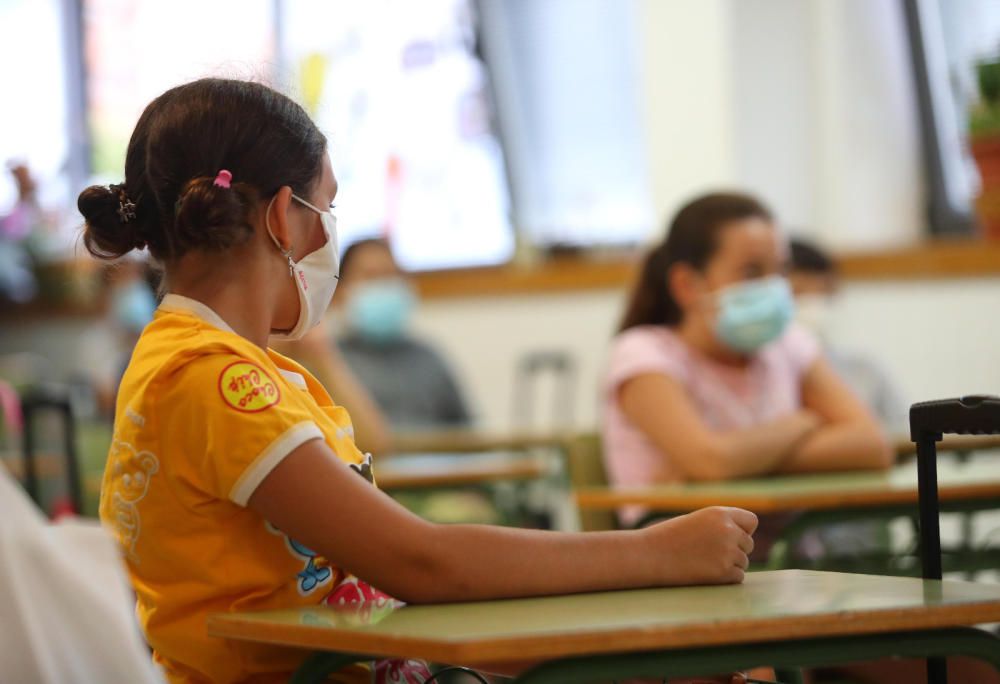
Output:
(265, 195), (296, 277)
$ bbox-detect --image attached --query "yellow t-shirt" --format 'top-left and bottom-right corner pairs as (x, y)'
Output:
(99, 294), (374, 683)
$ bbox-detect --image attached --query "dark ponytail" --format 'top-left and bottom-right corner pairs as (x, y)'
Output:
(173, 176), (259, 253)
(78, 78), (327, 262)
(78, 183), (144, 259)
(618, 192), (773, 331)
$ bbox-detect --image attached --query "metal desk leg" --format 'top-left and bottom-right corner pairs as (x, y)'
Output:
(512, 627), (1000, 684)
(290, 652), (373, 684)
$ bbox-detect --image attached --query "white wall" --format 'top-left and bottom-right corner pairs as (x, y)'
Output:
(636, 0), (736, 225)
(637, 0), (923, 248)
(412, 289), (625, 431)
(835, 278), (1000, 405)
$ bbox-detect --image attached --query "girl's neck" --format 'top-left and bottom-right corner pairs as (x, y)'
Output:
(165, 254), (275, 351)
(674, 316), (752, 369)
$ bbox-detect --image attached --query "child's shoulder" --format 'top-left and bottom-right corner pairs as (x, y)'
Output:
(765, 323), (822, 374)
(131, 311), (272, 400)
(606, 325), (691, 386)
(611, 325), (686, 358)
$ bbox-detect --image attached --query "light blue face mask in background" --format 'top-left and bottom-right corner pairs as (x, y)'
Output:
(713, 275), (794, 353)
(347, 278), (417, 343)
(112, 280), (157, 335)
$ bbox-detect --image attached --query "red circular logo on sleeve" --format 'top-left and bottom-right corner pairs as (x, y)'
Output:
(218, 361), (281, 412)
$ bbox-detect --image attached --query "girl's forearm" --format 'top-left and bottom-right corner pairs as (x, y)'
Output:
(402, 524), (651, 603)
(778, 421), (892, 474)
(701, 411), (820, 480)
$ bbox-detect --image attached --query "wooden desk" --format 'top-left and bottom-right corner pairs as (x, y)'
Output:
(74, 454), (554, 497)
(893, 434), (1000, 458)
(389, 430), (573, 456)
(374, 453), (553, 491)
(387, 432), (999, 461)
(574, 459), (1000, 514)
(208, 569), (1000, 683)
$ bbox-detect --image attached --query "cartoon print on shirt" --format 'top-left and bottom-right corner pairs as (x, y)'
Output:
(349, 452), (374, 484)
(320, 575), (419, 683)
(288, 537), (333, 593)
(268, 457), (376, 595)
(265, 522), (333, 595)
(372, 658), (433, 684)
(106, 439), (159, 561)
(323, 574), (401, 620)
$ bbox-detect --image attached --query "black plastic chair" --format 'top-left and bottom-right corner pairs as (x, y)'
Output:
(910, 395), (1000, 684)
(20, 385), (82, 515)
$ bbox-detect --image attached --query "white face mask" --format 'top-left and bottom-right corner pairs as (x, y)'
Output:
(266, 194), (340, 341)
(795, 293), (836, 342)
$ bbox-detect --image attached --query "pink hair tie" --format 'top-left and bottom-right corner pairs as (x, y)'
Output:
(213, 169), (233, 189)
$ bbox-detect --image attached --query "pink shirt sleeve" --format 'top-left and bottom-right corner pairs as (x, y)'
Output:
(779, 323), (822, 377)
(605, 326), (689, 397)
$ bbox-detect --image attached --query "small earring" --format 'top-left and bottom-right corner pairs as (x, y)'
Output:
(279, 245), (295, 276)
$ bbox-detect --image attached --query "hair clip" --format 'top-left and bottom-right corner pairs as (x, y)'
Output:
(214, 169), (233, 189)
(111, 184), (137, 224)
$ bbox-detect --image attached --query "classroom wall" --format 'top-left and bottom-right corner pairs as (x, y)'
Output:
(412, 278), (1000, 434)
(638, 0), (924, 250)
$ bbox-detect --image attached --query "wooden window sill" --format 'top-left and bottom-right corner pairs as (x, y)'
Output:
(413, 239), (1000, 299)
(5, 239), (1000, 320)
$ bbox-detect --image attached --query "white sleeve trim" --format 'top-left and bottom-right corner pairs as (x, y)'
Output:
(278, 369), (307, 389)
(229, 421), (324, 506)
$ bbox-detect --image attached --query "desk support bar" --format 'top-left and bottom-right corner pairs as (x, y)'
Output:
(512, 627), (1000, 684)
(285, 628), (1000, 684)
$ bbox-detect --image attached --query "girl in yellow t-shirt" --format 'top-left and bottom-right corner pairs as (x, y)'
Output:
(78, 78), (757, 684)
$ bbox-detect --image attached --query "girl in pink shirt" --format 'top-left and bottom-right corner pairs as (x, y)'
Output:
(603, 193), (892, 529)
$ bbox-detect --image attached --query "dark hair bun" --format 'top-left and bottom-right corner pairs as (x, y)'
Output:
(173, 176), (258, 253)
(79, 184), (141, 260)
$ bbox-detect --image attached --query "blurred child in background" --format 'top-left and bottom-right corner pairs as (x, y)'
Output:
(332, 238), (472, 431)
(0, 163), (40, 303)
(603, 192), (892, 553)
(788, 238), (906, 434)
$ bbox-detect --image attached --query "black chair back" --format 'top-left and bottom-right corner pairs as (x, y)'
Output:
(909, 395), (1000, 684)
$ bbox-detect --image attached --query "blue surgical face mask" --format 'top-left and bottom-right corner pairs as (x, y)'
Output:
(713, 275), (794, 353)
(112, 280), (157, 334)
(347, 278), (416, 343)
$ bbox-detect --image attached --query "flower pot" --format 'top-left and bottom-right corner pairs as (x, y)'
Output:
(971, 134), (1000, 239)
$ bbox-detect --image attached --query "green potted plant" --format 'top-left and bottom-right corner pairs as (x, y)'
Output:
(970, 59), (1000, 238)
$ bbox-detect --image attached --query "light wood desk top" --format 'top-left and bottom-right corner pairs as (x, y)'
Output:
(892, 434), (1000, 457)
(75, 454), (554, 498)
(389, 430), (573, 456)
(208, 570), (1000, 665)
(388, 432), (1000, 459)
(575, 459), (1000, 514)
(374, 453), (553, 490)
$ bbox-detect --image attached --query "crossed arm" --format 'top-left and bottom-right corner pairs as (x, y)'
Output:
(617, 358), (893, 483)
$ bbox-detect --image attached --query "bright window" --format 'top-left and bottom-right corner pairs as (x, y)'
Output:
(0, 0), (70, 211)
(279, 0), (515, 271)
(479, 0), (654, 248)
(83, 0), (276, 178)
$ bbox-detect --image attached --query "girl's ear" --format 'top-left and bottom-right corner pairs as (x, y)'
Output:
(667, 262), (704, 313)
(265, 186), (295, 251)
